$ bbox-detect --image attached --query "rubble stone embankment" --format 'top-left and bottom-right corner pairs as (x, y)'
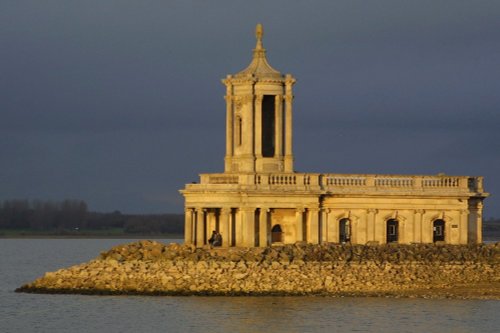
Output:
(16, 241), (500, 299)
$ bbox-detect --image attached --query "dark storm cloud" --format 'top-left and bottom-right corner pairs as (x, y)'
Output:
(1, 1), (499, 216)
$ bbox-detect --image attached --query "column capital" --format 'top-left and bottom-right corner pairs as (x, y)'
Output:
(220, 207), (232, 214)
(414, 209), (425, 215)
(366, 208), (378, 214)
(240, 206), (256, 213)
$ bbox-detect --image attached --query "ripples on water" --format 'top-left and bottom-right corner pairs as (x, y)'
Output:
(0, 239), (498, 333)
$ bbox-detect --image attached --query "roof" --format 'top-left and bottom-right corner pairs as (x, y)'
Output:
(234, 24), (282, 79)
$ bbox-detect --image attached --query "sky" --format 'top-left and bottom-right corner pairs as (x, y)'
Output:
(1, 1), (499, 217)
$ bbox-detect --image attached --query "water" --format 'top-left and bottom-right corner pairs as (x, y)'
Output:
(0, 239), (498, 333)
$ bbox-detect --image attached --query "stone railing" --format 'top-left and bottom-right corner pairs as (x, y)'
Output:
(197, 173), (484, 193)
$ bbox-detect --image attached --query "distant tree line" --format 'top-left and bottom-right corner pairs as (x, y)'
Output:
(0, 199), (184, 234)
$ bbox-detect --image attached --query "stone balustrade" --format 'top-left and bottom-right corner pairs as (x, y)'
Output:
(192, 173), (484, 193)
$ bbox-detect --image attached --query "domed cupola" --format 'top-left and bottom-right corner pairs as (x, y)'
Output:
(222, 24), (296, 174)
(234, 24), (282, 80)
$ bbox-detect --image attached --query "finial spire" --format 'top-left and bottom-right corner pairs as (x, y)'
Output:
(255, 23), (263, 50)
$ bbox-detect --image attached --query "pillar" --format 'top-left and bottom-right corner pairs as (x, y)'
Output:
(327, 210), (338, 243)
(460, 209), (468, 244)
(242, 95), (254, 170)
(307, 208), (319, 244)
(367, 209), (377, 243)
(224, 78), (233, 172)
(321, 209), (329, 243)
(275, 95), (283, 159)
(184, 208), (194, 245)
(242, 207), (256, 247)
(284, 75), (295, 172)
(477, 202), (483, 243)
(254, 95), (263, 159)
(295, 208), (304, 242)
(220, 208), (231, 247)
(259, 208), (268, 247)
(414, 210), (424, 243)
(195, 208), (205, 247)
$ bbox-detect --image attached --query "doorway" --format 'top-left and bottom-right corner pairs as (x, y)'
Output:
(271, 224), (283, 243)
(433, 219), (445, 242)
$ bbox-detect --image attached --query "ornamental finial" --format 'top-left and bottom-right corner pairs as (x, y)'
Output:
(255, 23), (263, 49)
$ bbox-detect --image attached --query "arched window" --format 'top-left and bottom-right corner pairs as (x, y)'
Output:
(386, 219), (399, 243)
(271, 224), (283, 243)
(433, 219), (445, 242)
(339, 218), (351, 243)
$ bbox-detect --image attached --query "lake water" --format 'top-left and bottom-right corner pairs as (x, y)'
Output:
(0, 239), (498, 333)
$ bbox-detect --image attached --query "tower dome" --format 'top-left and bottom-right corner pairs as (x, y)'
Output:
(234, 23), (282, 79)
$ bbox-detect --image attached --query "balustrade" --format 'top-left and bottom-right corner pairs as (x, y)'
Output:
(197, 172), (482, 192)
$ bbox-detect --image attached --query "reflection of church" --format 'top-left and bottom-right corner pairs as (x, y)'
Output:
(180, 24), (488, 247)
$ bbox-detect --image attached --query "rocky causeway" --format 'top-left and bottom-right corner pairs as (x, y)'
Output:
(17, 241), (500, 299)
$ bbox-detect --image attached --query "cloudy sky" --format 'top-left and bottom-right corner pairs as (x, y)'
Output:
(1, 1), (499, 217)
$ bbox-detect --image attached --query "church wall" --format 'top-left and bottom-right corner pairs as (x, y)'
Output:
(270, 209), (297, 244)
(323, 195), (471, 245)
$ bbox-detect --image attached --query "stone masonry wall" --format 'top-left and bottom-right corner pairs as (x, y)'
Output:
(17, 241), (500, 298)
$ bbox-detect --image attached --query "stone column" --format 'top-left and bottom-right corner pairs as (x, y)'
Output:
(242, 95), (254, 169)
(241, 207), (256, 247)
(307, 208), (319, 244)
(414, 210), (424, 243)
(235, 208), (243, 246)
(327, 210), (338, 243)
(254, 95), (263, 159)
(275, 95), (283, 159)
(195, 208), (205, 247)
(284, 74), (295, 172)
(295, 208), (304, 242)
(366, 209), (377, 243)
(321, 209), (329, 243)
(259, 208), (268, 247)
(220, 208), (231, 247)
(460, 209), (468, 244)
(184, 208), (194, 245)
(476, 202), (483, 243)
(224, 76), (233, 172)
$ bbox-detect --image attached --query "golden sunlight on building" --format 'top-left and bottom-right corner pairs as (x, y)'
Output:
(180, 24), (488, 247)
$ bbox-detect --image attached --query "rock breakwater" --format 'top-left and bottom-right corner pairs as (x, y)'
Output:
(17, 241), (500, 299)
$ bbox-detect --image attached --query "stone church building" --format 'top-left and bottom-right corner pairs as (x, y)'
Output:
(180, 25), (488, 247)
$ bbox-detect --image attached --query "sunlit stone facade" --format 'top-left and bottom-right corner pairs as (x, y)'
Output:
(180, 25), (488, 247)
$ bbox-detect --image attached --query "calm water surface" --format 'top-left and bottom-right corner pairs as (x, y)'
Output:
(0, 239), (498, 333)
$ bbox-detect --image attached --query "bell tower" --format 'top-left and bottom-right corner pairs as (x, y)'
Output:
(222, 24), (296, 173)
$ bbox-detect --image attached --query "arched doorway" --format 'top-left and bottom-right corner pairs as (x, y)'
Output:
(433, 219), (445, 242)
(271, 224), (283, 243)
(339, 218), (351, 243)
(386, 219), (399, 243)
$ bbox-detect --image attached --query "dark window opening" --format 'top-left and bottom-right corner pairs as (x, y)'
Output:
(433, 219), (445, 242)
(262, 95), (275, 157)
(386, 219), (399, 243)
(236, 117), (242, 146)
(339, 218), (351, 243)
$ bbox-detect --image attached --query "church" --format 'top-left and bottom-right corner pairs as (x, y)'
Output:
(180, 24), (488, 247)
